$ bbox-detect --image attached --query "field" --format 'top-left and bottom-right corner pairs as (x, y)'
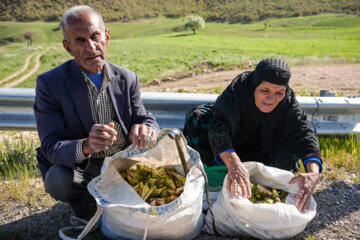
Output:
(0, 14), (360, 88)
(0, 14), (360, 239)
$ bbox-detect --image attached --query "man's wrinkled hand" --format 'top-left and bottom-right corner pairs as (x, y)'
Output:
(129, 124), (157, 149)
(83, 122), (117, 156)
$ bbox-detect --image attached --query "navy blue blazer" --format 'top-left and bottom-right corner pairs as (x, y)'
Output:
(34, 60), (159, 179)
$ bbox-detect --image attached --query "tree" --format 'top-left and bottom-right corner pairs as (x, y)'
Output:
(24, 31), (33, 46)
(184, 16), (205, 34)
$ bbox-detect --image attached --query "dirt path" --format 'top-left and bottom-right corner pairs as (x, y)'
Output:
(0, 52), (38, 85)
(141, 64), (360, 96)
(2, 47), (52, 88)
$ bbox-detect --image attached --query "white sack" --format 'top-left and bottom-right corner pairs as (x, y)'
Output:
(203, 161), (316, 239)
(87, 129), (205, 240)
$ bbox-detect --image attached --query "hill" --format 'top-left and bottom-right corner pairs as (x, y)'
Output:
(0, 0), (359, 22)
(0, 14), (359, 88)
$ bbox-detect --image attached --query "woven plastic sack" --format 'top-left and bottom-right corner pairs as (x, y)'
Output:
(68, 129), (205, 240)
(203, 161), (316, 239)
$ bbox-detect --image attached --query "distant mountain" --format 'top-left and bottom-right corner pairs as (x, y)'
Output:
(0, 0), (359, 22)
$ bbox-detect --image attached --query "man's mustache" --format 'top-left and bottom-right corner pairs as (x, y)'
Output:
(84, 50), (103, 58)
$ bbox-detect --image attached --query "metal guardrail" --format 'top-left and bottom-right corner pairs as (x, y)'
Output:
(0, 88), (35, 130)
(0, 88), (359, 135)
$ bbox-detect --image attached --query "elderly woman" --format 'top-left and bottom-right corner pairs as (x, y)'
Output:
(183, 58), (322, 212)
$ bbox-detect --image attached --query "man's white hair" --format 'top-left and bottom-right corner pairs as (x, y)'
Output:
(60, 5), (105, 41)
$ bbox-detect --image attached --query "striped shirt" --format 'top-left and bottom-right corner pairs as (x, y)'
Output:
(74, 68), (126, 163)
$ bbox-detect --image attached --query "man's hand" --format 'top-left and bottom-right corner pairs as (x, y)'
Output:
(220, 151), (252, 198)
(83, 122), (117, 156)
(289, 162), (320, 212)
(129, 124), (157, 149)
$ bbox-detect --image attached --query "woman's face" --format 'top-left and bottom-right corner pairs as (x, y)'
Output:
(254, 81), (286, 113)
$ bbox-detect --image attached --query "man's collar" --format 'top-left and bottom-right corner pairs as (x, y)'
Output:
(80, 64), (109, 90)
(104, 61), (117, 81)
(80, 62), (113, 81)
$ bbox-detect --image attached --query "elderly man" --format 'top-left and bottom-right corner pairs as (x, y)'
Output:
(34, 5), (159, 224)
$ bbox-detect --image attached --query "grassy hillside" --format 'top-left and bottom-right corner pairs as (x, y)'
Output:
(0, 22), (61, 43)
(0, 14), (359, 87)
(1, 0), (359, 23)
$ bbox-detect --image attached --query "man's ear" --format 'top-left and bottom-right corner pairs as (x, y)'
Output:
(105, 28), (110, 46)
(63, 39), (73, 56)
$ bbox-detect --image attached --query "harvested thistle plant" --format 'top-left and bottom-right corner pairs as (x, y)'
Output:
(120, 164), (186, 206)
(249, 182), (288, 204)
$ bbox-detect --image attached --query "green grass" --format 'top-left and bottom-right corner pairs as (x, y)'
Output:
(0, 132), (54, 226)
(0, 14), (359, 87)
(0, 132), (358, 182)
(294, 87), (319, 97)
(0, 132), (39, 179)
(319, 135), (360, 173)
(0, 46), (36, 80)
(268, 14), (360, 28)
(0, 52), (38, 87)
(16, 44), (68, 88)
(0, 21), (62, 42)
(107, 16), (186, 39)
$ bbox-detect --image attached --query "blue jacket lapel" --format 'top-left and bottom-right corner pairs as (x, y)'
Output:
(105, 62), (129, 137)
(64, 60), (93, 135)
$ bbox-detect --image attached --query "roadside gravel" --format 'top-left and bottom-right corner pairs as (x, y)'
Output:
(1, 170), (359, 240)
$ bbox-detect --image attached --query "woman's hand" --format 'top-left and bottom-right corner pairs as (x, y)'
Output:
(220, 151), (252, 198)
(289, 162), (320, 212)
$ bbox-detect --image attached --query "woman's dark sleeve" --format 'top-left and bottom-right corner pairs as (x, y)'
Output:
(208, 108), (233, 156)
(282, 97), (322, 160)
(280, 93), (322, 172)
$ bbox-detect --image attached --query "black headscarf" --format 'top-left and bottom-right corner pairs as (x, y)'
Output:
(213, 58), (320, 160)
(253, 58), (291, 86)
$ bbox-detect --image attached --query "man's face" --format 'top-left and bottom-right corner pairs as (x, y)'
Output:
(62, 12), (110, 73)
(254, 81), (286, 113)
